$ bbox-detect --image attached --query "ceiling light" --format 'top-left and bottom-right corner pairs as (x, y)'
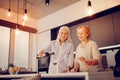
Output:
(16, 25), (19, 35)
(23, 0), (28, 21)
(23, 9), (28, 21)
(88, 0), (93, 16)
(45, 0), (50, 6)
(16, 0), (19, 35)
(22, 20), (25, 26)
(8, 0), (11, 16)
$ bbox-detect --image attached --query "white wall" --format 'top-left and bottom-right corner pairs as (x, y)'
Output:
(30, 33), (38, 71)
(38, 30), (51, 51)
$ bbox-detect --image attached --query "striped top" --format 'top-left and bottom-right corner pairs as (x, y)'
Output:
(42, 40), (74, 73)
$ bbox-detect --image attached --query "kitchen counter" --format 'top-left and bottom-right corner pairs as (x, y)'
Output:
(0, 71), (114, 80)
(41, 71), (114, 80)
(0, 73), (38, 79)
(41, 72), (88, 80)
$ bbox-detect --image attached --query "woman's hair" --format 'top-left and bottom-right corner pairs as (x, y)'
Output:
(76, 25), (91, 38)
(56, 26), (72, 42)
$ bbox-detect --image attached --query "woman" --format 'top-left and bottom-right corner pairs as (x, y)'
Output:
(71, 25), (102, 72)
(39, 26), (74, 73)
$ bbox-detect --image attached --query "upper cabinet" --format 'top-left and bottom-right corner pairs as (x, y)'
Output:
(89, 11), (120, 47)
(89, 14), (116, 47)
(112, 11), (120, 44)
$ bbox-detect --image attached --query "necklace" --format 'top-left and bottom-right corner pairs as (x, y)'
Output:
(80, 40), (89, 48)
(80, 43), (87, 48)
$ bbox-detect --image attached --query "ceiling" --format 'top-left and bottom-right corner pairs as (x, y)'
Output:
(0, 0), (80, 20)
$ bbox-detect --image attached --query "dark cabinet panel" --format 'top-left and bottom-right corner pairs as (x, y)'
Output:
(112, 11), (120, 44)
(89, 15), (116, 47)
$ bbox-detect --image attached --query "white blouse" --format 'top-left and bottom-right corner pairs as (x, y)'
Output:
(42, 40), (74, 73)
(75, 40), (102, 72)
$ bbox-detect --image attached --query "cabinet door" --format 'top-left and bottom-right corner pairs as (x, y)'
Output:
(112, 11), (120, 44)
(89, 15), (116, 47)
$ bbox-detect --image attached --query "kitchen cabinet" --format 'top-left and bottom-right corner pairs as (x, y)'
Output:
(89, 14), (116, 47)
(112, 11), (120, 44)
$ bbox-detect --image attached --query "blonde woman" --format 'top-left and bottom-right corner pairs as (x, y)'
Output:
(71, 25), (102, 72)
(39, 26), (74, 73)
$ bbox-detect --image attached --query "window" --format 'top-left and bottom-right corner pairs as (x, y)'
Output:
(0, 26), (10, 69)
(14, 30), (29, 68)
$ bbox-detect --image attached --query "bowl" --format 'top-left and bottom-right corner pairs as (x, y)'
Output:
(8, 66), (19, 75)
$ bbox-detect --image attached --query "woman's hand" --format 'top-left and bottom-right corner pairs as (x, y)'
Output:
(61, 69), (68, 73)
(78, 57), (92, 66)
(71, 63), (79, 72)
(71, 68), (78, 72)
(39, 51), (45, 57)
(78, 57), (86, 62)
(85, 60), (92, 66)
(85, 59), (98, 66)
(61, 67), (70, 73)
